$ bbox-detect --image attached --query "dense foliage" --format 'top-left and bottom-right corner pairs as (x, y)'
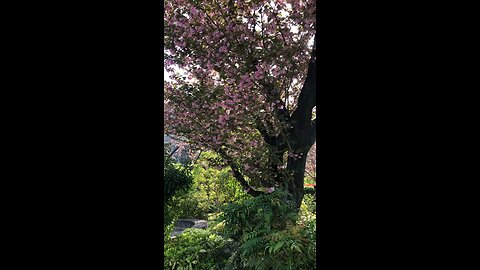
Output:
(163, 148), (316, 269)
(164, 144), (194, 205)
(218, 190), (316, 270)
(164, 144), (194, 236)
(164, 228), (231, 270)
(164, 190), (316, 270)
(168, 151), (249, 219)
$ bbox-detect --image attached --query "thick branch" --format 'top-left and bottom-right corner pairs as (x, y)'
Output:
(291, 33), (317, 130)
(217, 149), (263, 197)
(255, 82), (292, 148)
(255, 121), (277, 145)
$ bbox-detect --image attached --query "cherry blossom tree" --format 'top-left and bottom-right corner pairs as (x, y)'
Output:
(164, 0), (316, 207)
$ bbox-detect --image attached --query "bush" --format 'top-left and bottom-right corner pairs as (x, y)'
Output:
(163, 149), (316, 269)
(304, 186), (316, 196)
(302, 193), (316, 214)
(220, 189), (297, 240)
(164, 144), (194, 231)
(219, 190), (316, 270)
(164, 153), (193, 206)
(169, 151), (248, 220)
(298, 198), (317, 250)
(168, 192), (209, 220)
(164, 228), (231, 270)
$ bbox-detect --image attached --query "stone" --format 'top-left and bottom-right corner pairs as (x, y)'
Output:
(171, 219), (208, 238)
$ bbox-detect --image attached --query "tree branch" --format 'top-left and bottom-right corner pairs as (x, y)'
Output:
(255, 120), (277, 145)
(305, 170), (316, 181)
(168, 146), (180, 158)
(291, 33), (317, 130)
(217, 149), (263, 197)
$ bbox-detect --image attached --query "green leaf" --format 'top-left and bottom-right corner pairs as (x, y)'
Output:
(272, 241), (284, 253)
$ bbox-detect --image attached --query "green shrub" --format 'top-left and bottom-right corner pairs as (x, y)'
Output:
(169, 151), (249, 219)
(304, 186), (316, 196)
(164, 228), (230, 270)
(298, 198), (317, 250)
(219, 190), (316, 270)
(302, 193), (316, 214)
(164, 144), (194, 231)
(168, 192), (209, 220)
(164, 157), (193, 206)
(236, 223), (316, 270)
(220, 189), (297, 240)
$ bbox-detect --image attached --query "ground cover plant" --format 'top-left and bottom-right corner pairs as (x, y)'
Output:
(164, 228), (231, 270)
(164, 189), (316, 270)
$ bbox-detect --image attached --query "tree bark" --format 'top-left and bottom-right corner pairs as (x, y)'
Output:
(287, 154), (309, 208)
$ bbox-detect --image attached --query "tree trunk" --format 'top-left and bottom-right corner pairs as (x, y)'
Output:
(284, 33), (316, 208)
(287, 153), (308, 208)
(223, 33), (317, 204)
